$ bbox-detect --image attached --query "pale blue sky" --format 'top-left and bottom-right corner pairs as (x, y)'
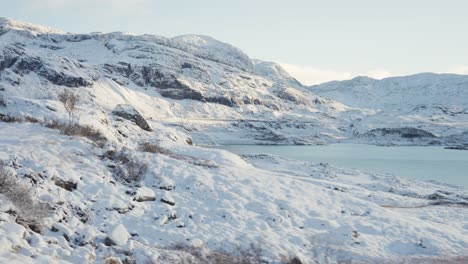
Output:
(3, 0), (468, 84)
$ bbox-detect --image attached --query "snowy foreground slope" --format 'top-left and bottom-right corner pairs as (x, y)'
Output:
(1, 124), (467, 263)
(0, 18), (467, 263)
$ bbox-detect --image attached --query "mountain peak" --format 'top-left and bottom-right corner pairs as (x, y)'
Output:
(349, 75), (377, 83)
(252, 60), (302, 86)
(0, 17), (64, 35)
(172, 34), (253, 72)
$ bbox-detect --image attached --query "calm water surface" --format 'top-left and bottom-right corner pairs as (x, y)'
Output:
(218, 144), (468, 187)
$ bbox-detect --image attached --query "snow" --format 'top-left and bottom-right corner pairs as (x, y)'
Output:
(107, 224), (130, 247)
(172, 34), (254, 72)
(309, 73), (468, 144)
(135, 187), (155, 201)
(0, 17), (65, 35)
(0, 122), (466, 263)
(0, 17), (467, 263)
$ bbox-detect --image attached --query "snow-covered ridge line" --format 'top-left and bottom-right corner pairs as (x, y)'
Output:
(0, 17), (254, 73)
(309, 72), (468, 109)
(0, 17), (65, 35)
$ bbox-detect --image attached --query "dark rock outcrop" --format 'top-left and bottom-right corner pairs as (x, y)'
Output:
(104, 62), (205, 101)
(364, 127), (436, 139)
(444, 131), (468, 150)
(0, 46), (23, 73)
(14, 57), (94, 87)
(53, 178), (78, 191)
(112, 104), (152, 132)
(0, 46), (95, 87)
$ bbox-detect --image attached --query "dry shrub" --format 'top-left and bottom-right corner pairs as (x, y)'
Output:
(44, 119), (106, 146)
(0, 113), (22, 123)
(104, 256), (122, 264)
(139, 142), (170, 154)
(165, 242), (265, 264)
(63, 123), (106, 143)
(0, 114), (39, 124)
(58, 89), (80, 124)
(0, 94), (6, 107)
(138, 142), (218, 168)
(0, 162), (49, 232)
(281, 256), (303, 264)
(104, 149), (148, 183)
(24, 116), (40, 123)
(44, 118), (62, 129)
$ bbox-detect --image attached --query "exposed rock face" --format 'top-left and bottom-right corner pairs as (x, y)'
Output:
(364, 127), (436, 139)
(0, 45), (96, 87)
(444, 131), (468, 150)
(104, 62), (205, 101)
(112, 104), (152, 131)
(0, 46), (22, 73)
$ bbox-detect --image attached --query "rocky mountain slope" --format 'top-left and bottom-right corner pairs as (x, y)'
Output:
(309, 74), (468, 146)
(0, 18), (467, 264)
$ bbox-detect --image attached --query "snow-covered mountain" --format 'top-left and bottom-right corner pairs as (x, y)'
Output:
(309, 74), (468, 146)
(310, 73), (468, 110)
(0, 16), (356, 146)
(2, 16), (466, 147)
(1, 18), (468, 264)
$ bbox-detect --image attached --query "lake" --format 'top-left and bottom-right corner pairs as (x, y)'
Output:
(218, 144), (468, 188)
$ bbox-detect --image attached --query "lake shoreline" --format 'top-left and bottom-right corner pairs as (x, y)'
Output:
(215, 143), (468, 188)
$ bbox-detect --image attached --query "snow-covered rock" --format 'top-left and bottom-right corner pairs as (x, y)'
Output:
(134, 187), (156, 202)
(106, 224), (130, 247)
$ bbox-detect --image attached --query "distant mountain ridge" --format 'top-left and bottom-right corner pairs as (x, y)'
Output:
(309, 73), (468, 109)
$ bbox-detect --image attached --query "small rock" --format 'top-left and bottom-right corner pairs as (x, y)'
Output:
(191, 238), (203, 248)
(134, 187), (156, 202)
(46, 105), (57, 112)
(161, 195), (175, 206)
(53, 178), (78, 191)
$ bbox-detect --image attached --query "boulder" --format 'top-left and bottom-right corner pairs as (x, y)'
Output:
(105, 224), (130, 247)
(134, 187), (156, 202)
(112, 104), (152, 131)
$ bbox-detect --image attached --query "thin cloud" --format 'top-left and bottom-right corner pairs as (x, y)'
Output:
(27, 0), (153, 15)
(280, 62), (468, 86)
(278, 63), (353, 86)
(278, 62), (393, 86)
(449, 66), (468, 75)
(364, 70), (392, 80)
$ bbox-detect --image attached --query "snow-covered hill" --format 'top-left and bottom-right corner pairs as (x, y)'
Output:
(0, 16), (358, 146)
(309, 74), (468, 146)
(0, 18), (468, 263)
(310, 73), (468, 109)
